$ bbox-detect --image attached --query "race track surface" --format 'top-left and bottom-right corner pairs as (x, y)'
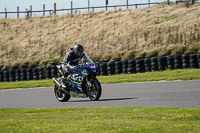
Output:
(0, 80), (200, 108)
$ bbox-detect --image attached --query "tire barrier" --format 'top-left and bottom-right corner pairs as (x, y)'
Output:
(174, 54), (182, 69)
(51, 63), (57, 78)
(100, 62), (108, 76)
(136, 59), (145, 73)
(127, 59), (136, 74)
(144, 57), (151, 72)
(151, 57), (158, 71)
(122, 59), (128, 74)
(115, 61), (122, 74)
(96, 62), (101, 76)
(190, 54), (198, 69)
(27, 68), (33, 81)
(107, 61), (115, 75)
(15, 69), (21, 81)
(9, 70), (15, 82)
(46, 66), (52, 79)
(0, 70), (4, 82)
(182, 53), (190, 69)
(33, 68), (39, 80)
(21, 69), (27, 81)
(197, 53), (200, 68)
(158, 56), (167, 71)
(0, 53), (200, 82)
(167, 56), (174, 70)
(4, 70), (9, 82)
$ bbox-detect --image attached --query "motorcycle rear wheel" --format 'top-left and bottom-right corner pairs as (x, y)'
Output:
(87, 78), (102, 101)
(54, 85), (71, 102)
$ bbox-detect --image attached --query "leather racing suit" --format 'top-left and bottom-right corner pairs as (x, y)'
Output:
(62, 48), (85, 77)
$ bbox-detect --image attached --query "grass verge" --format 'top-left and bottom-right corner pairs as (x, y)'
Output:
(0, 107), (199, 133)
(0, 69), (200, 90)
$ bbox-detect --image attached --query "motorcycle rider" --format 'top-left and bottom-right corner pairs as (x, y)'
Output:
(61, 44), (85, 87)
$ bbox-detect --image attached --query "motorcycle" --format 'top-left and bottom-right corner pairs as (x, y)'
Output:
(52, 54), (102, 102)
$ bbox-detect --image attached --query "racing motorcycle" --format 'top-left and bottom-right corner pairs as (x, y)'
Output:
(52, 55), (102, 102)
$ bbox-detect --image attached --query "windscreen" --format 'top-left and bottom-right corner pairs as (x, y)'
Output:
(82, 54), (95, 66)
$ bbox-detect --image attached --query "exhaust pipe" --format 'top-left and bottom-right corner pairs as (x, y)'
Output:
(52, 77), (70, 95)
(52, 77), (62, 87)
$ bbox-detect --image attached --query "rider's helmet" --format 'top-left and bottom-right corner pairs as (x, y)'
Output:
(73, 44), (84, 57)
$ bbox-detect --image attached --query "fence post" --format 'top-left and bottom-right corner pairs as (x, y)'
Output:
(192, 0), (195, 5)
(148, 0), (150, 8)
(167, 0), (169, 5)
(71, 1), (73, 14)
(17, 6), (19, 18)
(30, 5), (32, 17)
(54, 3), (56, 15)
(43, 4), (45, 16)
(5, 8), (7, 19)
(88, 0), (90, 12)
(106, 0), (108, 11)
(126, 0), (129, 9)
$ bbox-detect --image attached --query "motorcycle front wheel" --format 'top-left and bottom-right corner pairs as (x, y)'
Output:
(87, 78), (102, 101)
(54, 85), (71, 102)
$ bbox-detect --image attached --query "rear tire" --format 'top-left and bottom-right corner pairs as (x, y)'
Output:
(87, 78), (102, 101)
(54, 85), (71, 102)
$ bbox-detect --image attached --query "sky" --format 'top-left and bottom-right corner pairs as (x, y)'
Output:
(0, 0), (176, 18)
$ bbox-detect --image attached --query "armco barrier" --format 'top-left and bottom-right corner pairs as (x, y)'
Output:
(0, 53), (200, 82)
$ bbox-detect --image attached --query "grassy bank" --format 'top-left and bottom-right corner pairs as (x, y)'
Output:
(0, 69), (200, 90)
(0, 107), (199, 132)
(1, 3), (200, 66)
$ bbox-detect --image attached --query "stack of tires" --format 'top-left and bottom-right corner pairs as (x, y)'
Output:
(144, 57), (151, 72)
(167, 56), (174, 70)
(151, 57), (158, 71)
(15, 69), (21, 81)
(46, 66), (52, 79)
(3, 70), (9, 82)
(122, 59), (128, 74)
(51, 63), (57, 78)
(182, 53), (190, 69)
(127, 59), (136, 74)
(20, 68), (27, 81)
(39, 68), (45, 80)
(198, 53), (200, 68)
(135, 57), (145, 73)
(174, 54), (182, 69)
(107, 61), (115, 75)
(96, 62), (100, 76)
(9, 66), (17, 82)
(0, 70), (3, 82)
(100, 62), (107, 76)
(115, 61), (122, 74)
(33, 68), (39, 80)
(27, 66), (33, 81)
(190, 54), (198, 69)
(158, 56), (167, 71)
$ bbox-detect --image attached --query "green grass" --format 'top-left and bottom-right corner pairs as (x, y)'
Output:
(0, 107), (199, 133)
(0, 69), (200, 90)
(98, 69), (200, 84)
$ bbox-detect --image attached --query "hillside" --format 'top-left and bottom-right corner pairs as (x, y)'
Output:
(0, 2), (200, 66)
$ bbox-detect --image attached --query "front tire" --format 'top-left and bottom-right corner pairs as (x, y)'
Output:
(87, 78), (102, 101)
(54, 85), (71, 102)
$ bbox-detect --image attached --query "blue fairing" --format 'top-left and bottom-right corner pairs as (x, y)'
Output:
(69, 63), (98, 93)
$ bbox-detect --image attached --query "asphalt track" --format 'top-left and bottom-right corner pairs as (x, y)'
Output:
(0, 80), (200, 108)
